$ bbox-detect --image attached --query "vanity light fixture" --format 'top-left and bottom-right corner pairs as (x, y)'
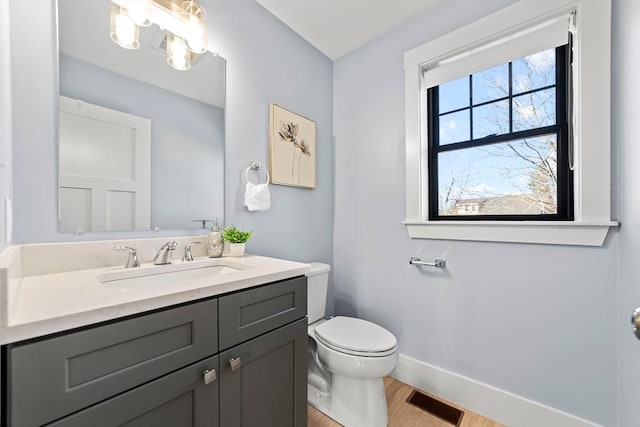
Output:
(110, 0), (208, 71)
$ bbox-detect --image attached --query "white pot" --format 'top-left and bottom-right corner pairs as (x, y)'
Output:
(229, 243), (246, 257)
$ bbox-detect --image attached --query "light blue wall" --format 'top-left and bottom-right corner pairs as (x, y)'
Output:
(10, 0), (67, 242)
(8, 0), (333, 265)
(613, 1), (640, 425)
(210, 0), (334, 265)
(333, 1), (618, 425)
(59, 55), (224, 231)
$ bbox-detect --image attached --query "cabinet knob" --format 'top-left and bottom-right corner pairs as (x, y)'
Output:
(229, 357), (242, 372)
(203, 369), (217, 385)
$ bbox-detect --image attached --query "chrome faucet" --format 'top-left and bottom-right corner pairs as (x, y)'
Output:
(111, 246), (140, 268)
(153, 240), (178, 265)
(182, 241), (201, 262)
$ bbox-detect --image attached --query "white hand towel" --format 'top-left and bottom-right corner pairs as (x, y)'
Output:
(244, 166), (271, 211)
(245, 181), (271, 211)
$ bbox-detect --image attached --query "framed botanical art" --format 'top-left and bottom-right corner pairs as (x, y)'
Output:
(269, 103), (316, 189)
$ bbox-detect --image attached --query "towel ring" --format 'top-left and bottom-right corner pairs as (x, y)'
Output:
(245, 162), (270, 185)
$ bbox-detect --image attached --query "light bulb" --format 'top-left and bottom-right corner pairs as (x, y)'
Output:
(126, 0), (152, 26)
(171, 38), (187, 58)
(181, 1), (208, 54)
(167, 35), (190, 71)
(173, 54), (187, 70)
(116, 15), (135, 45)
(110, 7), (140, 49)
(185, 15), (205, 53)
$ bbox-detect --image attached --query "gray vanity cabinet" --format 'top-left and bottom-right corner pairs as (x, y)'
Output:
(2, 275), (307, 427)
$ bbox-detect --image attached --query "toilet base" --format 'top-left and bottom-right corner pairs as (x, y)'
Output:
(308, 375), (389, 427)
(308, 372), (331, 411)
(308, 381), (331, 412)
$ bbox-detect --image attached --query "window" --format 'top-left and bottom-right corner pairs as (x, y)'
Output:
(404, 0), (615, 246)
(428, 46), (572, 220)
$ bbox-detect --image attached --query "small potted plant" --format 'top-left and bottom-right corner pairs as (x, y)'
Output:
(223, 226), (252, 257)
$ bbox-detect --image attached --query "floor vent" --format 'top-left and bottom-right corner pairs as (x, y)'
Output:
(406, 389), (464, 426)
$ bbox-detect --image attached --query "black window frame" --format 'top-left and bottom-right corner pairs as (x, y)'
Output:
(427, 45), (573, 221)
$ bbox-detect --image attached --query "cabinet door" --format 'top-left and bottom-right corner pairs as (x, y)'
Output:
(7, 298), (217, 427)
(220, 318), (307, 427)
(48, 355), (219, 427)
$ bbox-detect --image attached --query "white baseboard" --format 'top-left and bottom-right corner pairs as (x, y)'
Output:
(390, 354), (602, 427)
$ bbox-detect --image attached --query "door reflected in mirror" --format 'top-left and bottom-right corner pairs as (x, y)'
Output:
(57, 0), (225, 233)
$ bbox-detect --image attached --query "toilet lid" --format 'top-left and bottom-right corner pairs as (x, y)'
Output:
(314, 316), (397, 356)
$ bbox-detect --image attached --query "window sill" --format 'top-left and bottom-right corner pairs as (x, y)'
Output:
(403, 220), (618, 246)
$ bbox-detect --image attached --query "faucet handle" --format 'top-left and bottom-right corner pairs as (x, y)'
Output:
(183, 241), (201, 262)
(111, 246), (140, 268)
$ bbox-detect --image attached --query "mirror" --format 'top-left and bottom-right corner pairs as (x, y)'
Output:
(57, 0), (224, 233)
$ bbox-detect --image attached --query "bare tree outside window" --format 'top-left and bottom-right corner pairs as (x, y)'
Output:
(432, 47), (567, 218)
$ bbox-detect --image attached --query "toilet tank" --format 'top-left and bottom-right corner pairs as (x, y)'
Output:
(306, 262), (331, 324)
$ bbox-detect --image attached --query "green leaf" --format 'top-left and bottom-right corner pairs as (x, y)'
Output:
(222, 226), (252, 243)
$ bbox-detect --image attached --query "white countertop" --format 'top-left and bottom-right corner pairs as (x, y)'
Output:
(0, 254), (310, 345)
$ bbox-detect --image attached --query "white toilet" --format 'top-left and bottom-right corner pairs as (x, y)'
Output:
(306, 262), (398, 427)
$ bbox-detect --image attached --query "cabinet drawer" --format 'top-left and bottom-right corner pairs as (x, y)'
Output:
(48, 355), (219, 427)
(218, 276), (307, 350)
(7, 298), (217, 427)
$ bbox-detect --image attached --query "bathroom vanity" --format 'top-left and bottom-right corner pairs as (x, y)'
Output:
(0, 239), (310, 427)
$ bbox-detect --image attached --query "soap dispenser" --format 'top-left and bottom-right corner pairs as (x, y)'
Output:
(207, 219), (224, 258)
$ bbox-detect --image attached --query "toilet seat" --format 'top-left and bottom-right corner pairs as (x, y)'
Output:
(314, 316), (397, 357)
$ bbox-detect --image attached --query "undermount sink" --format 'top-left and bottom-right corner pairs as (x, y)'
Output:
(97, 258), (246, 286)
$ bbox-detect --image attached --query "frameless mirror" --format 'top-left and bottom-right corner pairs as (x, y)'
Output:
(57, 0), (224, 233)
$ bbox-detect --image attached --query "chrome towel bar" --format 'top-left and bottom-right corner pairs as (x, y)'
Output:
(409, 257), (446, 268)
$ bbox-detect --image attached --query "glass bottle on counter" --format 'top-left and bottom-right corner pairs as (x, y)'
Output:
(207, 219), (224, 258)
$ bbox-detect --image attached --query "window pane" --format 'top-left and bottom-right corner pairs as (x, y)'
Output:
(512, 48), (556, 95)
(439, 109), (470, 145)
(472, 99), (509, 139)
(472, 63), (508, 104)
(439, 76), (469, 114)
(437, 135), (558, 216)
(513, 88), (556, 131)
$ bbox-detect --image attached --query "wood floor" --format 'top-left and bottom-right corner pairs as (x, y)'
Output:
(307, 377), (504, 427)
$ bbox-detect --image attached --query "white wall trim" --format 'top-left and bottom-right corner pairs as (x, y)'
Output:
(403, 0), (614, 246)
(391, 354), (602, 427)
(404, 220), (616, 246)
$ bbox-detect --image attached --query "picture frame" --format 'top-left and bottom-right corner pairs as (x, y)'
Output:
(269, 103), (317, 189)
